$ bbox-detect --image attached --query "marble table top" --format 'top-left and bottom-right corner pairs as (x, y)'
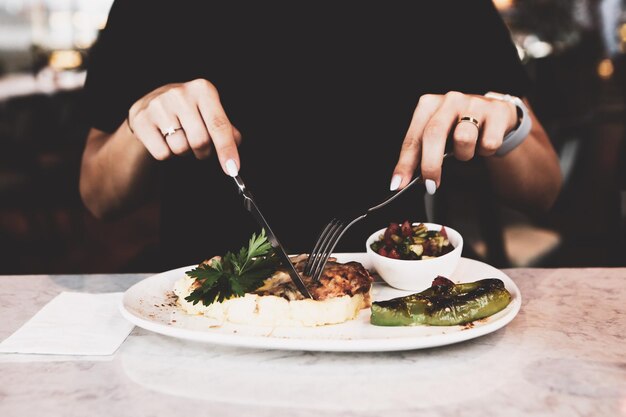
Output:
(0, 268), (624, 417)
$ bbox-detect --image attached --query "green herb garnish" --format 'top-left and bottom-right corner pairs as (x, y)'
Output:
(184, 230), (278, 307)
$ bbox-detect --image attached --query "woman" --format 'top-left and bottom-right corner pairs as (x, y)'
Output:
(80, 0), (561, 269)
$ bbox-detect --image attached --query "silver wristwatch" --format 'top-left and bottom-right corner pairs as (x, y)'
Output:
(484, 92), (532, 156)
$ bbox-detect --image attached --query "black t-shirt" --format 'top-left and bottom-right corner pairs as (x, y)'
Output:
(85, 0), (530, 269)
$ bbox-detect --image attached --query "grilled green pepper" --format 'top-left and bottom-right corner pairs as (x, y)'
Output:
(371, 277), (511, 326)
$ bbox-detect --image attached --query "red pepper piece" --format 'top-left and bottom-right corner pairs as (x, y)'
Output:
(401, 220), (412, 237)
(432, 276), (454, 287)
(384, 222), (400, 245)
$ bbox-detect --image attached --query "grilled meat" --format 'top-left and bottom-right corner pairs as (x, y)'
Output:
(253, 257), (373, 304)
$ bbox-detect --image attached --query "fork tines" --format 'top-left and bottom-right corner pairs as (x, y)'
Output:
(304, 218), (347, 281)
(304, 153), (453, 283)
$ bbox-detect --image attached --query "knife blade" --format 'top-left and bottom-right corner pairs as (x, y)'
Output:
(233, 175), (313, 299)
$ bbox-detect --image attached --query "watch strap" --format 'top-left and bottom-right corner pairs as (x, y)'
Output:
(484, 92), (532, 156)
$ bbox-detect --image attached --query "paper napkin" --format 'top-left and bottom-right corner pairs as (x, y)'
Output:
(0, 292), (134, 355)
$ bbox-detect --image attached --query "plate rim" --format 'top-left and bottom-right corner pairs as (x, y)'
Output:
(119, 255), (521, 352)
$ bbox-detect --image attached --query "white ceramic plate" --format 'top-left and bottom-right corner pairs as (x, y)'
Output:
(120, 254), (521, 352)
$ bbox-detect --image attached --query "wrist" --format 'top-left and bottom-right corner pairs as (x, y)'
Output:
(114, 116), (153, 166)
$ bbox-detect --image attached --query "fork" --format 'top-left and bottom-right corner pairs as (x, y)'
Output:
(303, 153), (452, 281)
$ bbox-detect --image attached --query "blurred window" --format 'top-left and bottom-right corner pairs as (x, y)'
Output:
(0, 0), (113, 74)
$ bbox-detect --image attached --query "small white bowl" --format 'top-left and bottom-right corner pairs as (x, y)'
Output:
(365, 222), (463, 291)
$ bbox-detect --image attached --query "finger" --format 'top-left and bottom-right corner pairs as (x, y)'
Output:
(421, 91), (466, 188)
(189, 80), (240, 176)
(233, 126), (243, 146)
(148, 99), (190, 156)
(134, 121), (172, 161)
(453, 99), (486, 161)
(391, 94), (443, 190)
(164, 128), (191, 156)
(167, 91), (212, 159)
(199, 99), (238, 175)
(479, 104), (509, 156)
(453, 121), (479, 160)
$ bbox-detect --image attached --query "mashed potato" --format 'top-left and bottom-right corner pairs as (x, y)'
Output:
(173, 273), (369, 327)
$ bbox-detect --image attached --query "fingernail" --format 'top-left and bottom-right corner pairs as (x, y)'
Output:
(425, 179), (437, 195)
(390, 175), (402, 191)
(225, 159), (239, 177)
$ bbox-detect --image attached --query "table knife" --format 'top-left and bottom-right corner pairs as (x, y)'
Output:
(233, 175), (313, 299)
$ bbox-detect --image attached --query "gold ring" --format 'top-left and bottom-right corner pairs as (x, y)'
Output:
(457, 116), (480, 131)
(162, 126), (183, 137)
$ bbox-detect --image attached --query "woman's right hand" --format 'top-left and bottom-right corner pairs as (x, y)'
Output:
(127, 78), (242, 177)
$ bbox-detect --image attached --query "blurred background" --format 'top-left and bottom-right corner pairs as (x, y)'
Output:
(0, 0), (624, 274)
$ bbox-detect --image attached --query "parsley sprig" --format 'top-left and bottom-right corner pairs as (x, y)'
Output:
(184, 230), (279, 306)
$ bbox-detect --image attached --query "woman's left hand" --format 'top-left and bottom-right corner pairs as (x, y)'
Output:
(390, 91), (518, 194)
